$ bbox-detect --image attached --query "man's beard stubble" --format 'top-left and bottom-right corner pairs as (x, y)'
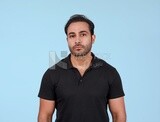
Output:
(69, 43), (92, 59)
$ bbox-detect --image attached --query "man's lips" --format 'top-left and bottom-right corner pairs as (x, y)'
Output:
(74, 47), (82, 51)
(73, 45), (83, 50)
(75, 46), (82, 49)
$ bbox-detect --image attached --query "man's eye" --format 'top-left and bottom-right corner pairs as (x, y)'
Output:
(69, 35), (75, 38)
(80, 33), (86, 37)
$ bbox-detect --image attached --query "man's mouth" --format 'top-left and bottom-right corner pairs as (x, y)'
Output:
(73, 45), (83, 50)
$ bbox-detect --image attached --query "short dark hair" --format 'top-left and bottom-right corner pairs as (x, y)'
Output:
(64, 14), (95, 35)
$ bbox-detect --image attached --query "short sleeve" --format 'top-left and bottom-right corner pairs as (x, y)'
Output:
(38, 69), (56, 100)
(108, 69), (125, 99)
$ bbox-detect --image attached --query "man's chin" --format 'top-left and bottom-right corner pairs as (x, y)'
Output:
(73, 51), (89, 57)
(70, 48), (91, 58)
(74, 53), (83, 57)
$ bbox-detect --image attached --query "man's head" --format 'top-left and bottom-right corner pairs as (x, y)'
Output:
(65, 14), (96, 57)
(64, 14), (95, 35)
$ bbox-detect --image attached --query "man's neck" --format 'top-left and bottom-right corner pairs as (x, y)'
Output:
(70, 52), (92, 69)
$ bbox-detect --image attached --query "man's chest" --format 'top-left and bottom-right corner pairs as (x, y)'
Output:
(54, 70), (109, 101)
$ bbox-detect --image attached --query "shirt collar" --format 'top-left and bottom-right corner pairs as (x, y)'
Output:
(56, 52), (104, 69)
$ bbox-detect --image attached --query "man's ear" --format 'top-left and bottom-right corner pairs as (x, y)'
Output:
(92, 34), (96, 44)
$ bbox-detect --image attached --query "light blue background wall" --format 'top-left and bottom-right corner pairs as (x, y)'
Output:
(0, 0), (160, 122)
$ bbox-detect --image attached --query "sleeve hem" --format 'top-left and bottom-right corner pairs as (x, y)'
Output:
(108, 93), (125, 99)
(38, 95), (56, 101)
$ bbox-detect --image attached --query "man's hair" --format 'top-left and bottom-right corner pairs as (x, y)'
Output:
(64, 14), (95, 35)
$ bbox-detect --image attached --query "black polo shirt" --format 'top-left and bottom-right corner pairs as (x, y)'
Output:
(38, 53), (125, 122)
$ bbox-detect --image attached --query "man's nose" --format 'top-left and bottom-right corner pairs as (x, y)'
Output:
(75, 36), (81, 44)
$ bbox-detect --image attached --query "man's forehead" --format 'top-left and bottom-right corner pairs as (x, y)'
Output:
(68, 22), (89, 29)
(67, 22), (90, 34)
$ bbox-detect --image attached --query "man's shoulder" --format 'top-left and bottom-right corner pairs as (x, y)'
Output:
(95, 56), (121, 82)
(94, 56), (116, 71)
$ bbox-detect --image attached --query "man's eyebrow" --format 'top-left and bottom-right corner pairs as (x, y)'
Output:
(79, 31), (89, 34)
(68, 32), (75, 35)
(68, 31), (89, 35)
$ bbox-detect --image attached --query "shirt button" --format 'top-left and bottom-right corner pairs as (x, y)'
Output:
(80, 79), (82, 82)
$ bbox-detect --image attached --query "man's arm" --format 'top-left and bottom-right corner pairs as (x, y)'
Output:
(108, 97), (126, 122)
(38, 98), (55, 122)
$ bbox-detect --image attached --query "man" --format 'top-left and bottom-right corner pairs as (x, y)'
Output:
(38, 14), (126, 122)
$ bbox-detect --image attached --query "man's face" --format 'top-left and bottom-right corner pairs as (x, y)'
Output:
(66, 22), (95, 57)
